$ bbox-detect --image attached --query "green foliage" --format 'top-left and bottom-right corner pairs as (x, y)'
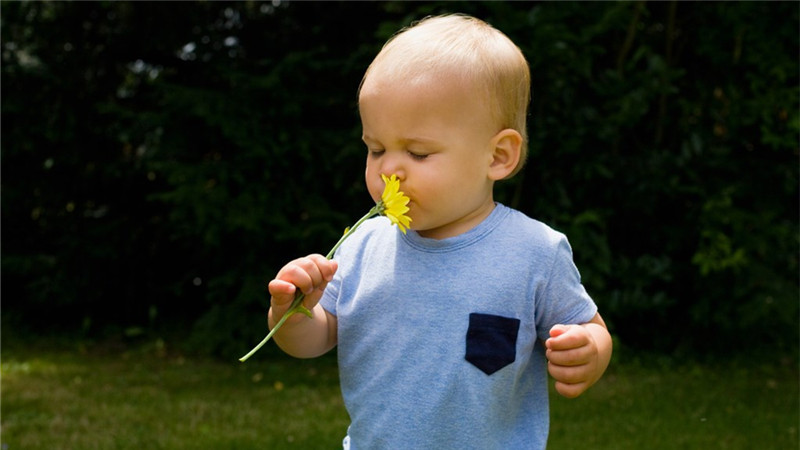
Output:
(497, 1), (799, 355)
(2, 1), (797, 358)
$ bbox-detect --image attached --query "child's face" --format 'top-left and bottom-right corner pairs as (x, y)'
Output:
(360, 73), (500, 240)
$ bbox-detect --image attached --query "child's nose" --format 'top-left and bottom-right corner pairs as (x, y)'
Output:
(380, 154), (406, 180)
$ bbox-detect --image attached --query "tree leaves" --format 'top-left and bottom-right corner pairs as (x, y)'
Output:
(2, 1), (796, 357)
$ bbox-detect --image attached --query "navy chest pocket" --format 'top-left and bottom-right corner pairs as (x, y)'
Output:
(465, 313), (521, 375)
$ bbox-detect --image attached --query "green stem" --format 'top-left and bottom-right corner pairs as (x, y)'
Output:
(238, 295), (310, 362)
(325, 207), (380, 259)
(239, 206), (381, 362)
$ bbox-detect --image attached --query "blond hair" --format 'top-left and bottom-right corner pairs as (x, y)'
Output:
(359, 14), (531, 177)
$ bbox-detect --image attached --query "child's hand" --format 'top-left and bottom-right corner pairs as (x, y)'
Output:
(268, 254), (338, 321)
(545, 323), (605, 398)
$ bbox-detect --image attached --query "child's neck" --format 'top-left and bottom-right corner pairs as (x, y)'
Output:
(417, 199), (496, 240)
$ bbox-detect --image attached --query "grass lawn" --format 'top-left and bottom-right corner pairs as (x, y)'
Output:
(2, 340), (798, 449)
(549, 357), (798, 449)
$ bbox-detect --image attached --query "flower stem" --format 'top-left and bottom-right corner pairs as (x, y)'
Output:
(238, 295), (310, 362)
(239, 205), (381, 362)
(325, 207), (380, 259)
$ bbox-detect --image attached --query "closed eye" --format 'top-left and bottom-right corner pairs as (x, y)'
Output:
(369, 149), (385, 158)
(407, 151), (428, 161)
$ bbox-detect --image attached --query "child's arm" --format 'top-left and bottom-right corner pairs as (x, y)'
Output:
(267, 254), (338, 358)
(545, 312), (612, 398)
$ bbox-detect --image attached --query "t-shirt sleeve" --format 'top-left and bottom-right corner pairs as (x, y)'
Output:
(535, 234), (598, 341)
(319, 232), (358, 318)
(318, 218), (380, 318)
(319, 257), (341, 317)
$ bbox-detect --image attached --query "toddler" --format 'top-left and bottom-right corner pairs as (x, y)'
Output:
(267, 14), (612, 449)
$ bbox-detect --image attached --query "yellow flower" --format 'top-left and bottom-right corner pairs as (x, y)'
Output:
(379, 174), (412, 233)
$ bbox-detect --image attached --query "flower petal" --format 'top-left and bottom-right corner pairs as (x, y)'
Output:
(379, 174), (412, 233)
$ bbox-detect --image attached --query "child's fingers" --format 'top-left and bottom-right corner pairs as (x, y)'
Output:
(270, 255), (338, 307)
(307, 254), (338, 282)
(548, 361), (588, 384)
(547, 345), (591, 367)
(275, 255), (330, 293)
(548, 354), (597, 399)
(546, 321), (606, 399)
(553, 380), (590, 399)
(282, 260), (322, 294)
(548, 324), (570, 338)
(268, 279), (297, 305)
(546, 325), (595, 367)
(546, 324), (589, 351)
(548, 355), (594, 398)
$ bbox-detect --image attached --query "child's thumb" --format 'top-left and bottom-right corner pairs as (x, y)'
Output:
(549, 324), (571, 339)
(268, 280), (297, 305)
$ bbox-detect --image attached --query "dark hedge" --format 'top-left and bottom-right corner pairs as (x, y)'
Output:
(2, 1), (797, 358)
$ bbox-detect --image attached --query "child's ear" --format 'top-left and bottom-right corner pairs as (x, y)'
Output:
(488, 129), (522, 181)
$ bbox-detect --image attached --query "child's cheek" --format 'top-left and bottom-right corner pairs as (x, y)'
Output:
(365, 178), (382, 204)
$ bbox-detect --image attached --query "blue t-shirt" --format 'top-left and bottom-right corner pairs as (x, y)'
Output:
(320, 203), (597, 449)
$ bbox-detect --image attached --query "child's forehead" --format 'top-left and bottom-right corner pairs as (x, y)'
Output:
(359, 72), (497, 137)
